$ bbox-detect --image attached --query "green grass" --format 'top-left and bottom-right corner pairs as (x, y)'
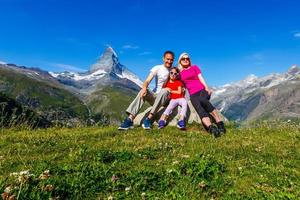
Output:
(0, 123), (299, 199)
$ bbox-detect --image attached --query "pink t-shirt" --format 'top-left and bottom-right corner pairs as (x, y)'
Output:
(180, 65), (205, 95)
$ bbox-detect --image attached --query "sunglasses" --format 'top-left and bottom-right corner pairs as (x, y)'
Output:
(181, 57), (190, 61)
(170, 71), (178, 76)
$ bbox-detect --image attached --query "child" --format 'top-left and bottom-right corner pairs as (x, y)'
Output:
(158, 67), (188, 129)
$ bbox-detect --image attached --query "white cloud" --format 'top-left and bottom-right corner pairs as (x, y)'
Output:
(138, 51), (152, 56)
(294, 32), (300, 38)
(51, 63), (85, 72)
(122, 44), (139, 49)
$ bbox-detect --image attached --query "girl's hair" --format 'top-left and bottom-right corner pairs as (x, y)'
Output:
(162, 67), (180, 88)
(177, 52), (192, 70)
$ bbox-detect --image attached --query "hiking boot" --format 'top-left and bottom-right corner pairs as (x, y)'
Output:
(217, 121), (226, 134)
(118, 118), (133, 130)
(142, 117), (151, 130)
(158, 120), (166, 129)
(177, 120), (186, 130)
(208, 125), (221, 138)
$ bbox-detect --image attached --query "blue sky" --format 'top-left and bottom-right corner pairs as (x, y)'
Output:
(0, 0), (300, 86)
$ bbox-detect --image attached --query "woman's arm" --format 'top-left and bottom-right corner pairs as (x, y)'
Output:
(198, 74), (212, 95)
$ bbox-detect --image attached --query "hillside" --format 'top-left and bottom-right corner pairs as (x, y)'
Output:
(86, 85), (144, 124)
(0, 123), (299, 199)
(0, 65), (89, 126)
(0, 93), (51, 128)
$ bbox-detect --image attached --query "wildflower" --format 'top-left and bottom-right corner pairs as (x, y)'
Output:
(4, 186), (12, 194)
(198, 181), (206, 189)
(111, 175), (118, 182)
(10, 170), (33, 183)
(43, 184), (54, 192)
(108, 195), (113, 200)
(39, 170), (50, 180)
(141, 192), (146, 200)
(172, 160), (179, 165)
(182, 154), (190, 158)
(125, 187), (131, 192)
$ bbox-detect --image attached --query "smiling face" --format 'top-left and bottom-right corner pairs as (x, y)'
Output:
(163, 53), (174, 68)
(180, 55), (191, 68)
(169, 68), (179, 80)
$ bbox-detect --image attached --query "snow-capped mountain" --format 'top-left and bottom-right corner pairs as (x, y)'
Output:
(50, 47), (143, 93)
(1, 47), (144, 125)
(211, 65), (300, 121)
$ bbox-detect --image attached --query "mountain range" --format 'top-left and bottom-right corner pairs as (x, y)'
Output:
(0, 47), (143, 126)
(0, 46), (299, 126)
(211, 65), (300, 122)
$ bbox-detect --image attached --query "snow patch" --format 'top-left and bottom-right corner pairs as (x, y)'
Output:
(214, 88), (227, 95)
(120, 71), (143, 87)
(49, 72), (59, 78)
(73, 70), (107, 81)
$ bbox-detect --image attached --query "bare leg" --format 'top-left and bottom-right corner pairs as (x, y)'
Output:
(210, 109), (221, 123)
(159, 114), (168, 121)
(148, 113), (154, 120)
(179, 115), (185, 121)
(201, 117), (212, 127)
(128, 114), (135, 121)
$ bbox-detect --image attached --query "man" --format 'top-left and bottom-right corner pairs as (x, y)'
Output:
(118, 51), (175, 130)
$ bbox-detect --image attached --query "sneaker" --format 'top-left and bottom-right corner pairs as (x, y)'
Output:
(177, 120), (186, 130)
(158, 120), (166, 129)
(118, 118), (133, 130)
(142, 117), (151, 130)
(217, 121), (226, 134)
(208, 125), (221, 138)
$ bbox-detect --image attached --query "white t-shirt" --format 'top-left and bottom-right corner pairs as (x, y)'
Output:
(150, 64), (170, 93)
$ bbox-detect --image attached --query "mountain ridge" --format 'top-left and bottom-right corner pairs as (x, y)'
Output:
(211, 65), (300, 121)
(1, 47), (299, 125)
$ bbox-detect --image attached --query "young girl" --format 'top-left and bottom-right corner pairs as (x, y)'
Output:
(158, 67), (188, 129)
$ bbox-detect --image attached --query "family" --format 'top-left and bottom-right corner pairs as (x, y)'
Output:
(118, 51), (226, 137)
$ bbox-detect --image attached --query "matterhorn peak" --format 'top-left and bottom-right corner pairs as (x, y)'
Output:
(89, 47), (122, 74)
(106, 46), (118, 57)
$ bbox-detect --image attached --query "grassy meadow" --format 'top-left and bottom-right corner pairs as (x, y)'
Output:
(0, 122), (299, 199)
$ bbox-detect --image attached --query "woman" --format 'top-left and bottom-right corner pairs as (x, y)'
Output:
(178, 52), (225, 137)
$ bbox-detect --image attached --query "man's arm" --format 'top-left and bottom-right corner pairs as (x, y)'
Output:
(140, 73), (155, 97)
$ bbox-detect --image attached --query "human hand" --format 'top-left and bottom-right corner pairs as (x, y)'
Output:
(166, 88), (171, 92)
(206, 88), (212, 96)
(140, 88), (147, 97)
(182, 87), (185, 94)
